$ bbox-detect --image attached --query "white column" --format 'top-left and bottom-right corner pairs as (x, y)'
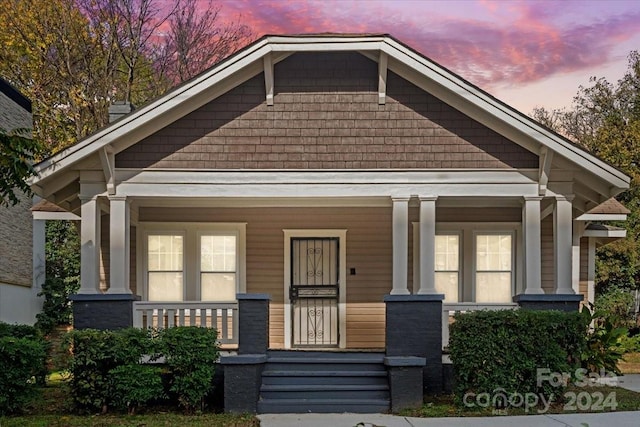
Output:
(523, 197), (543, 294)
(572, 221), (585, 294)
(79, 196), (102, 294)
(554, 196), (575, 294)
(391, 196), (410, 295)
(418, 196), (437, 294)
(108, 196), (131, 294)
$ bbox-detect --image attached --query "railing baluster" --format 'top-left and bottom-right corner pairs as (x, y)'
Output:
(221, 309), (229, 343)
(167, 309), (175, 328)
(178, 309), (185, 327)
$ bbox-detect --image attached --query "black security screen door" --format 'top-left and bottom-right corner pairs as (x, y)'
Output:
(290, 238), (339, 347)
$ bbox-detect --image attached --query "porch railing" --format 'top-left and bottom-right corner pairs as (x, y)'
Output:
(132, 301), (239, 346)
(442, 302), (518, 350)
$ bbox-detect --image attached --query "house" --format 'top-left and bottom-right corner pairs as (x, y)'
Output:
(0, 78), (44, 325)
(29, 34), (630, 413)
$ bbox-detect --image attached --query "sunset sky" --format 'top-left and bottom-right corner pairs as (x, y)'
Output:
(205, 0), (640, 115)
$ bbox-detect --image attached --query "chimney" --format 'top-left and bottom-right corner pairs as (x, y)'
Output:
(108, 101), (135, 123)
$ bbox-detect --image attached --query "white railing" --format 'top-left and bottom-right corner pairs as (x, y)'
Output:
(442, 302), (518, 350)
(133, 301), (238, 346)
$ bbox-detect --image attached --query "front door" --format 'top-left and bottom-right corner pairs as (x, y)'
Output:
(290, 238), (339, 347)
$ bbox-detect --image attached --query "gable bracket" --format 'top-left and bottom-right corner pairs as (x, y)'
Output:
(263, 53), (274, 106)
(99, 146), (116, 195)
(538, 147), (553, 196)
(378, 51), (388, 105)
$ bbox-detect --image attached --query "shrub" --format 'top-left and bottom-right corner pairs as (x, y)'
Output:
(66, 329), (118, 413)
(66, 328), (156, 413)
(581, 304), (628, 374)
(0, 322), (48, 386)
(109, 364), (166, 414)
(0, 327), (48, 415)
(449, 309), (586, 407)
(36, 277), (79, 334)
(66, 327), (220, 414)
(160, 327), (219, 412)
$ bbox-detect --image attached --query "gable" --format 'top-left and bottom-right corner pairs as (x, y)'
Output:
(116, 52), (537, 170)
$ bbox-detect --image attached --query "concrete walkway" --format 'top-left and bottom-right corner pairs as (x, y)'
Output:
(258, 374), (640, 427)
(258, 411), (640, 427)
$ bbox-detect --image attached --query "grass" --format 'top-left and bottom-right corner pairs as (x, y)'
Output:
(619, 352), (640, 374)
(402, 381), (640, 418)
(0, 372), (258, 427)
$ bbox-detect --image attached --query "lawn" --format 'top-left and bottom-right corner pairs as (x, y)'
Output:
(401, 385), (640, 418)
(619, 352), (640, 374)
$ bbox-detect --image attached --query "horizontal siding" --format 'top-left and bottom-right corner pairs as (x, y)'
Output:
(346, 303), (385, 349)
(541, 216), (554, 293)
(579, 238), (589, 297)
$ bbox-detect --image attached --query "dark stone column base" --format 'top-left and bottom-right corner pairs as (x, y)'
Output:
(221, 354), (267, 414)
(385, 356), (426, 412)
(237, 293), (270, 355)
(70, 294), (140, 330)
(384, 294), (444, 394)
(513, 294), (584, 312)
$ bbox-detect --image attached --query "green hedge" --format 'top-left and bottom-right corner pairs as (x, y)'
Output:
(0, 323), (48, 415)
(66, 327), (218, 414)
(449, 310), (586, 406)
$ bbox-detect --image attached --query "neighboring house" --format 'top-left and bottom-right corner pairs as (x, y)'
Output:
(0, 78), (42, 324)
(30, 34), (630, 413)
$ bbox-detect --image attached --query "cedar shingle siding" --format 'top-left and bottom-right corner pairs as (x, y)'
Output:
(116, 52), (537, 169)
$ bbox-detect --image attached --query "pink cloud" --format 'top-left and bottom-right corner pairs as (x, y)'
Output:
(209, 0), (640, 88)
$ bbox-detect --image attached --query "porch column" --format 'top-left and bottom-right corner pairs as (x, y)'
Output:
(554, 196), (575, 294)
(108, 196), (131, 294)
(391, 196), (410, 295)
(78, 196), (101, 294)
(523, 196), (543, 294)
(418, 196), (437, 294)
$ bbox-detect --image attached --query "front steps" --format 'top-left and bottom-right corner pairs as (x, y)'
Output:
(257, 350), (390, 413)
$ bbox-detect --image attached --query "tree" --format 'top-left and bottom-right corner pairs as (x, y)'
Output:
(0, 128), (42, 206)
(532, 51), (640, 294)
(156, 0), (253, 84)
(0, 0), (120, 153)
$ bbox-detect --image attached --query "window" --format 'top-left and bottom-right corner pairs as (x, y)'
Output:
(147, 234), (184, 301)
(475, 233), (513, 303)
(142, 223), (246, 302)
(413, 224), (519, 303)
(435, 234), (459, 303)
(200, 234), (237, 301)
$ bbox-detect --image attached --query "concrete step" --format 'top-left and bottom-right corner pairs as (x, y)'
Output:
(257, 398), (390, 414)
(260, 384), (389, 400)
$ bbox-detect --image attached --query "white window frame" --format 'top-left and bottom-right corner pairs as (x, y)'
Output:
(472, 230), (516, 303)
(412, 222), (522, 301)
(139, 222), (246, 302)
(142, 229), (186, 302)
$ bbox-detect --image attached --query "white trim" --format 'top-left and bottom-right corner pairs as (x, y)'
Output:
(576, 214), (627, 221)
(117, 169), (539, 184)
(583, 229), (627, 238)
(378, 51), (388, 105)
(283, 229), (347, 349)
(472, 230), (517, 303)
(139, 222), (247, 302)
(32, 211), (80, 221)
(263, 53), (274, 106)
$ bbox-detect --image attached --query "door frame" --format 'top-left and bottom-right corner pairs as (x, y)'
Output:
(283, 229), (347, 349)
